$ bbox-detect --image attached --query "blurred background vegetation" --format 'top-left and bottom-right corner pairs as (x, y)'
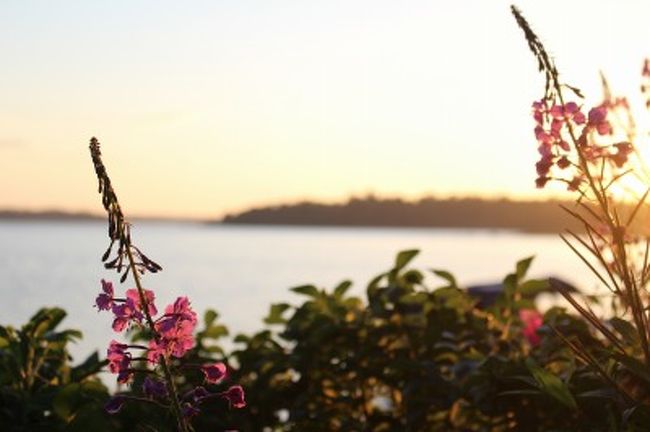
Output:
(2, 250), (645, 431)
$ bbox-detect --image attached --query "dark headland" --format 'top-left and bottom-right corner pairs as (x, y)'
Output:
(219, 197), (593, 233)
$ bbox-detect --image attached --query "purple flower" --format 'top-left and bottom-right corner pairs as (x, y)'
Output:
(111, 298), (142, 332)
(185, 386), (209, 403)
(142, 377), (168, 398)
(95, 279), (115, 311)
(105, 395), (126, 414)
(181, 402), (201, 419)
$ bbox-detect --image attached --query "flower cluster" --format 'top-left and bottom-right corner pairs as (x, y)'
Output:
(531, 98), (630, 190)
(95, 280), (245, 420)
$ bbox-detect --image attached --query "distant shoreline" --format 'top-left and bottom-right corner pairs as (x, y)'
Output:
(0, 210), (195, 224)
(0, 210), (102, 221)
(6, 197), (641, 234)
(217, 197), (588, 234)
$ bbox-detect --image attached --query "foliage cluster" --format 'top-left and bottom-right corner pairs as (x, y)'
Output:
(2, 250), (645, 431)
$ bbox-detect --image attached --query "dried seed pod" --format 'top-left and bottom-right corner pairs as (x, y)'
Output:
(104, 257), (119, 269)
(102, 240), (115, 262)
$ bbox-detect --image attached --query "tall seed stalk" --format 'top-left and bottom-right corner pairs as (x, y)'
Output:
(89, 137), (189, 432)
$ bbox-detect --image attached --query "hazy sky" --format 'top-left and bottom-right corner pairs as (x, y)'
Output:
(1, 1), (649, 219)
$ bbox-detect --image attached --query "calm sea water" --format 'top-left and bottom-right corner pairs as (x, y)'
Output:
(0, 221), (601, 366)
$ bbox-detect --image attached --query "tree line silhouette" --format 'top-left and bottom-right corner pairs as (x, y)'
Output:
(221, 196), (588, 233)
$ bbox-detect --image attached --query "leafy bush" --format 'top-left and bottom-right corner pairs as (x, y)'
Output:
(226, 250), (627, 431)
(0, 308), (111, 431)
(2, 251), (648, 431)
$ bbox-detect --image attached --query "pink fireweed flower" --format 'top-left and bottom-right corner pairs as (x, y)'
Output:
(535, 155), (554, 177)
(111, 297), (143, 332)
(159, 297), (197, 332)
(534, 126), (554, 146)
(201, 362), (227, 385)
(582, 145), (606, 162)
(549, 102), (586, 127)
(163, 319), (196, 358)
(146, 338), (167, 364)
(535, 176), (550, 189)
(107, 340), (133, 383)
(567, 176), (583, 192)
(125, 288), (158, 317)
(532, 100), (546, 125)
(537, 142), (552, 157)
(107, 340), (130, 373)
(556, 156), (571, 169)
(156, 296), (198, 339)
(95, 279), (115, 311)
(221, 385), (246, 409)
(588, 106), (612, 135)
(611, 142), (633, 168)
(147, 296), (198, 363)
(519, 309), (543, 346)
(117, 368), (134, 384)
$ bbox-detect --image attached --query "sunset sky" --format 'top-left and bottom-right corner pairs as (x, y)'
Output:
(1, 1), (649, 219)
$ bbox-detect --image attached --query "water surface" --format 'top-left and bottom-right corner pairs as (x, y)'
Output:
(0, 221), (599, 365)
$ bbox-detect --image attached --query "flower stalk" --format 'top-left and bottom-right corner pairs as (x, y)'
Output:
(89, 137), (244, 430)
(512, 4), (650, 406)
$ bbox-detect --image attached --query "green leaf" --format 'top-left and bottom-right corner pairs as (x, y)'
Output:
(53, 383), (82, 421)
(265, 303), (291, 325)
(610, 317), (640, 346)
(291, 285), (320, 298)
(525, 357), (577, 410)
(575, 388), (617, 400)
(502, 273), (518, 299)
(45, 329), (82, 343)
(202, 324), (229, 339)
(204, 310), (219, 327)
(233, 334), (250, 344)
(333, 280), (352, 298)
(72, 352), (105, 382)
(80, 380), (108, 398)
(27, 308), (67, 337)
(516, 256), (535, 281)
(518, 279), (550, 298)
(612, 352), (650, 384)
(204, 345), (225, 354)
(367, 273), (385, 298)
(395, 249), (419, 271)
(431, 269), (458, 288)
(403, 269), (424, 284)
(498, 390), (541, 397)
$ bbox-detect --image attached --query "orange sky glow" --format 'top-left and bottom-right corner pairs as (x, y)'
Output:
(1, 1), (649, 219)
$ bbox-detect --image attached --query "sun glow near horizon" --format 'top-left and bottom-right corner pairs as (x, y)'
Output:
(1, 1), (650, 219)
